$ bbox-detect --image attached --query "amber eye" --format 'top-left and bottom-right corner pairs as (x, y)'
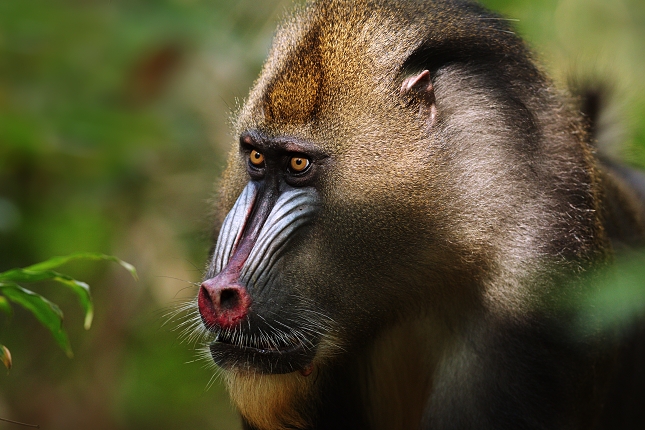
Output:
(249, 150), (264, 167)
(289, 156), (310, 173)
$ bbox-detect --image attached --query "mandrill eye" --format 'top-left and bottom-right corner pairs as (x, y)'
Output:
(249, 150), (265, 167)
(289, 156), (310, 173)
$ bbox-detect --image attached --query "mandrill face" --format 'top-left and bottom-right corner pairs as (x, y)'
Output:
(196, 114), (440, 376)
(197, 131), (329, 375)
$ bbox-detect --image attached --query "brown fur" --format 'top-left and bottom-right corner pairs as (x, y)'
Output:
(203, 1), (645, 429)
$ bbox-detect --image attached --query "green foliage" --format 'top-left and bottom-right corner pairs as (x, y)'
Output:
(0, 253), (136, 367)
(0, 0), (280, 426)
(577, 252), (645, 334)
(0, 343), (11, 370)
(0, 0), (643, 429)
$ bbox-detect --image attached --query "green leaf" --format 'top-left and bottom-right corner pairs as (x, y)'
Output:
(0, 344), (12, 370)
(0, 296), (12, 317)
(0, 283), (72, 357)
(20, 252), (138, 280)
(0, 253), (137, 364)
(0, 269), (93, 329)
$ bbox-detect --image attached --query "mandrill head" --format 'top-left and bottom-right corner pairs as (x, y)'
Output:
(195, 3), (467, 378)
(192, 3), (602, 428)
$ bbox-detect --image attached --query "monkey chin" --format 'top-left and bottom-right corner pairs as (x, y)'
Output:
(209, 339), (317, 375)
(225, 367), (317, 430)
(215, 337), (324, 430)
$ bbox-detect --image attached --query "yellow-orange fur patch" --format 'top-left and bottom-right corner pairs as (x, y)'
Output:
(226, 370), (315, 430)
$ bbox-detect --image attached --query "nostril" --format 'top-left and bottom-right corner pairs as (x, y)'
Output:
(220, 288), (240, 311)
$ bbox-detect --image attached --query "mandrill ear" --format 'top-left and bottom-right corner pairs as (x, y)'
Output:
(400, 70), (437, 130)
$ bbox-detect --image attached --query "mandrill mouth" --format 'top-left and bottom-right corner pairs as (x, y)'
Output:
(198, 275), (321, 374)
(209, 324), (318, 374)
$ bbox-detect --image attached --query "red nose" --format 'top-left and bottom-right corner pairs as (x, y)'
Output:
(198, 277), (251, 329)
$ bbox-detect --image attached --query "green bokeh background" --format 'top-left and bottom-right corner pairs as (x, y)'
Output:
(0, 0), (644, 429)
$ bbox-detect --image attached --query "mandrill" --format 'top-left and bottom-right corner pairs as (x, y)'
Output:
(193, 0), (645, 429)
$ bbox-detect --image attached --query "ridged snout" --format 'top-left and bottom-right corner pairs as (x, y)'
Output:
(199, 181), (319, 332)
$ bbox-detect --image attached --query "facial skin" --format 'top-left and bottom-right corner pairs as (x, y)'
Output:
(199, 134), (325, 374)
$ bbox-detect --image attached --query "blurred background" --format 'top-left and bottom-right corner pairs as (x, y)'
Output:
(0, 0), (644, 429)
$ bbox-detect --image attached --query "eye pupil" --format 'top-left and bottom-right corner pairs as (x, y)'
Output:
(249, 150), (264, 166)
(290, 157), (310, 172)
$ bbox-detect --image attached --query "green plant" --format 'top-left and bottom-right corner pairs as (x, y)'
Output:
(0, 252), (137, 369)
